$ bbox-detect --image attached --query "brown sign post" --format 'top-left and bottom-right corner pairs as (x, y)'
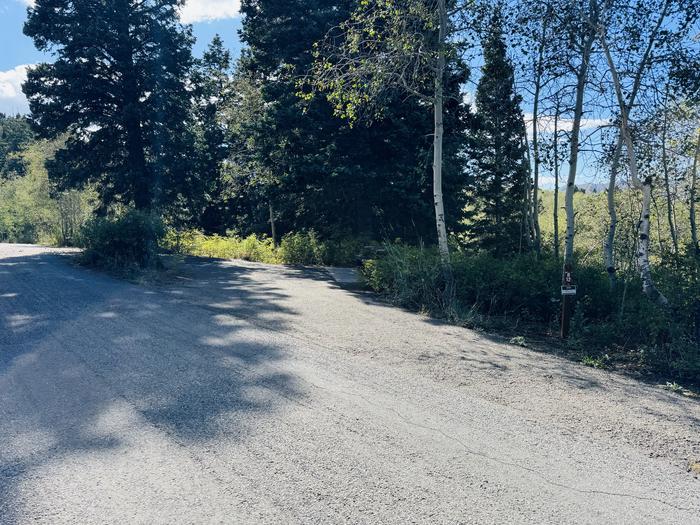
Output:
(560, 263), (576, 338)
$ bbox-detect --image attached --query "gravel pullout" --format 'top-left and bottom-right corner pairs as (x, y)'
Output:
(0, 244), (698, 524)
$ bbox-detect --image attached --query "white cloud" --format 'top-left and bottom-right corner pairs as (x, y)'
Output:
(180, 0), (241, 23)
(523, 112), (610, 137)
(0, 65), (32, 115)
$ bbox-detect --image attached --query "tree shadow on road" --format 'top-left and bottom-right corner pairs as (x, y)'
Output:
(0, 251), (306, 523)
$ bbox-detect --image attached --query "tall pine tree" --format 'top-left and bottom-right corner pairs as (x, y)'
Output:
(180, 35), (234, 232)
(0, 114), (34, 179)
(468, 10), (530, 255)
(23, 0), (195, 212)
(237, 0), (470, 242)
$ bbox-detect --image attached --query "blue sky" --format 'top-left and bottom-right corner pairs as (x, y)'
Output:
(0, 0), (243, 114)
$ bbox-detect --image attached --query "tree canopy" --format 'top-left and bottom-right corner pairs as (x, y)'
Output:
(23, 0), (195, 211)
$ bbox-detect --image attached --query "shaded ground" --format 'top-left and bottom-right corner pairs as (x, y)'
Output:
(0, 244), (698, 524)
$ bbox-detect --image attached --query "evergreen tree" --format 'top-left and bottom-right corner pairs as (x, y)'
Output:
(0, 114), (34, 179)
(180, 35), (234, 233)
(237, 0), (470, 242)
(23, 0), (195, 212)
(468, 11), (530, 254)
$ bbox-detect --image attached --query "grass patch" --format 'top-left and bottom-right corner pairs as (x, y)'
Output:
(581, 355), (610, 370)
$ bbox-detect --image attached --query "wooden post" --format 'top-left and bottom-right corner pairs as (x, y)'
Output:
(560, 263), (575, 338)
(269, 202), (278, 247)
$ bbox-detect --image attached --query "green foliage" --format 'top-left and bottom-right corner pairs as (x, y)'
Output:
(581, 355), (610, 369)
(56, 190), (94, 247)
(509, 335), (529, 348)
(163, 230), (280, 264)
(363, 244), (700, 381)
(163, 229), (363, 267)
(279, 231), (363, 266)
(80, 210), (165, 271)
(663, 381), (684, 394)
(0, 139), (93, 245)
(0, 114), (33, 178)
(24, 0), (195, 211)
(361, 244), (453, 313)
(466, 10), (530, 254)
(235, 0), (471, 243)
(279, 231), (327, 265)
(307, 0), (439, 122)
(175, 35), (235, 232)
(7, 0), (696, 389)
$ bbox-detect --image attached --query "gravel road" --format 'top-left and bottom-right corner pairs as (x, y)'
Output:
(1, 243), (698, 524)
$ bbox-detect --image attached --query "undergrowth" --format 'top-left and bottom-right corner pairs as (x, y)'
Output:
(361, 244), (700, 384)
(162, 229), (368, 267)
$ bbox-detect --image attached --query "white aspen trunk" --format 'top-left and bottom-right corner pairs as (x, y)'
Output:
(433, 0), (450, 267)
(531, 16), (548, 256)
(522, 133), (535, 252)
(525, 167), (534, 251)
(637, 177), (668, 305)
(604, 139), (622, 286)
(601, 1), (668, 282)
(660, 96), (679, 256)
(560, 25), (594, 338)
(691, 131), (699, 255)
(269, 202), (277, 247)
(600, 30), (668, 306)
(553, 106), (560, 259)
(564, 36), (594, 264)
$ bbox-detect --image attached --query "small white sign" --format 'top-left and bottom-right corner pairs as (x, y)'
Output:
(561, 286), (577, 296)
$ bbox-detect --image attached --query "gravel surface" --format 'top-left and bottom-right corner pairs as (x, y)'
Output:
(1, 243), (699, 524)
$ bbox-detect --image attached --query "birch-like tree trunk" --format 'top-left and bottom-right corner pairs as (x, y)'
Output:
(600, 31), (669, 306)
(433, 0), (450, 268)
(661, 92), (679, 257)
(525, 167), (535, 251)
(563, 34), (595, 264)
(559, 19), (595, 338)
(269, 202), (278, 246)
(604, 140), (622, 287)
(601, 1), (669, 285)
(691, 131), (700, 255)
(522, 133), (535, 252)
(553, 106), (560, 259)
(530, 16), (548, 256)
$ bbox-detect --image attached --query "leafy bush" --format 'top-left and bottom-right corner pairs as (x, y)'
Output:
(164, 229), (365, 267)
(56, 190), (93, 246)
(362, 244), (446, 312)
(80, 210), (164, 271)
(279, 231), (364, 266)
(279, 231), (326, 265)
(163, 230), (280, 263)
(362, 244), (700, 382)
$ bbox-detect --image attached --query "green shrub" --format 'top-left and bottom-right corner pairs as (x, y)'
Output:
(164, 229), (364, 267)
(362, 244), (446, 312)
(320, 237), (366, 267)
(80, 210), (164, 271)
(279, 231), (364, 266)
(279, 231), (326, 265)
(162, 230), (280, 263)
(362, 243), (700, 381)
